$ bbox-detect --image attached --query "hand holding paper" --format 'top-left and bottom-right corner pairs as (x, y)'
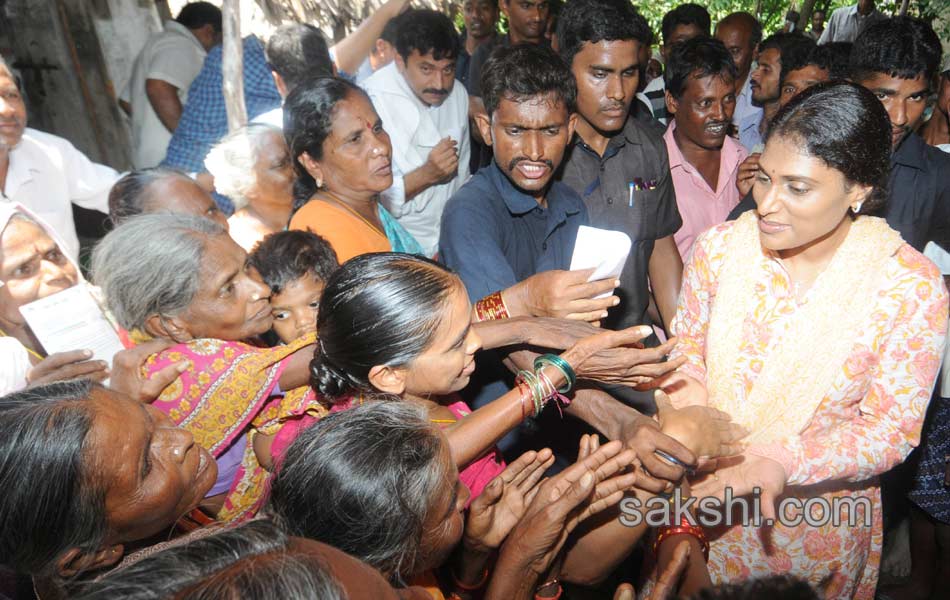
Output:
(570, 226), (633, 300)
(20, 283), (125, 383)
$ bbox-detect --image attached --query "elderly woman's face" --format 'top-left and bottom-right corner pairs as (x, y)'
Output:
(250, 130), (294, 208)
(310, 91), (393, 197)
(171, 233), (273, 341)
(753, 134), (868, 253)
(86, 387), (216, 547)
(0, 218), (78, 328)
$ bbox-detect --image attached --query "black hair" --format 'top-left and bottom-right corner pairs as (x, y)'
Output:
(380, 14), (403, 46)
(0, 380), (107, 577)
(73, 520), (344, 600)
(823, 42), (853, 80)
(268, 401), (448, 583)
(767, 81), (891, 215)
(716, 12), (763, 49)
(691, 575), (819, 600)
(758, 31), (813, 63)
(850, 17), (942, 84)
(283, 76), (368, 210)
(394, 9), (460, 62)
(108, 168), (193, 226)
(661, 3), (710, 45)
(778, 37), (819, 84)
(309, 252), (459, 402)
(556, 0), (651, 68)
(248, 230), (339, 295)
(175, 1), (222, 32)
(265, 24), (333, 94)
(665, 36), (737, 100)
(481, 43), (577, 116)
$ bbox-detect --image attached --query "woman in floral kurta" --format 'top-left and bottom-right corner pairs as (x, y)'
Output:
(664, 220), (948, 598)
(642, 83), (949, 599)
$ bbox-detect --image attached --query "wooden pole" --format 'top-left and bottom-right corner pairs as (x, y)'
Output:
(799, 0), (818, 32)
(899, 0), (910, 16)
(221, 0), (247, 132)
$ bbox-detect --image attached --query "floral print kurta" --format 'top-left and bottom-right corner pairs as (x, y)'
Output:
(664, 220), (948, 598)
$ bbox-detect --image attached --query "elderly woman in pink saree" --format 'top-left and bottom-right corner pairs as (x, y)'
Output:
(642, 83), (948, 599)
(92, 213), (324, 523)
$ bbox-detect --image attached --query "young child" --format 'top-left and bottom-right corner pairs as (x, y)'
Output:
(247, 230), (339, 344)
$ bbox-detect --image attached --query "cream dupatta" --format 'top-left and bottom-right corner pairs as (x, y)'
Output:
(704, 211), (905, 445)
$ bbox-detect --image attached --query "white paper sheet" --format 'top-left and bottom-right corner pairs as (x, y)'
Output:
(570, 226), (632, 298)
(20, 283), (124, 370)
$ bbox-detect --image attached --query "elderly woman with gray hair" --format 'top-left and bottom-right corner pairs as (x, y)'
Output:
(92, 213), (321, 523)
(204, 124), (295, 251)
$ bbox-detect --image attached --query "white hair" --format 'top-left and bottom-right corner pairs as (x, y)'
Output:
(204, 123), (282, 211)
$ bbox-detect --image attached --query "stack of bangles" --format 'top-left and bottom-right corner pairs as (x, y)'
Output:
(653, 514), (709, 562)
(474, 291), (510, 322)
(515, 354), (576, 421)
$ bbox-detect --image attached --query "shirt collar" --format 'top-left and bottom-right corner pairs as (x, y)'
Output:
(486, 161), (581, 220)
(664, 121), (746, 186)
(572, 115), (645, 155)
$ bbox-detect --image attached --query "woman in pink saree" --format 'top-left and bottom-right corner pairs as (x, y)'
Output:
(92, 213), (323, 523)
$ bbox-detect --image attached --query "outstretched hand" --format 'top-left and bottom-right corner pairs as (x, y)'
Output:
(109, 339), (189, 403)
(465, 449), (555, 553)
(562, 326), (686, 387)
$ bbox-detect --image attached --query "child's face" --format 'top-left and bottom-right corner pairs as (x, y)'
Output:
(271, 275), (324, 343)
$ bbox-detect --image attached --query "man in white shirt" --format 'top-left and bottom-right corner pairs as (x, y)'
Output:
(363, 8), (470, 256)
(0, 60), (116, 260)
(818, 0), (885, 44)
(715, 12), (763, 152)
(119, 2), (221, 168)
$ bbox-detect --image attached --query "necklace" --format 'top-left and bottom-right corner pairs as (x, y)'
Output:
(320, 191), (387, 240)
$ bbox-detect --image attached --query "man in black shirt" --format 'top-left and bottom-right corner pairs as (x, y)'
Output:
(555, 0), (683, 337)
(851, 17), (950, 251)
(457, 0), (498, 90)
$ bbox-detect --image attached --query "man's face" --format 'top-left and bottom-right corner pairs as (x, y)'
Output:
(503, 0), (549, 43)
(812, 11), (825, 29)
(715, 21), (756, 81)
(858, 0), (874, 14)
(396, 50), (457, 107)
(572, 39), (641, 135)
(476, 94), (576, 198)
(0, 71), (26, 150)
(857, 72), (929, 150)
(661, 23), (704, 63)
(778, 65), (830, 108)
(667, 72), (736, 151)
(463, 0), (498, 40)
(750, 47), (781, 104)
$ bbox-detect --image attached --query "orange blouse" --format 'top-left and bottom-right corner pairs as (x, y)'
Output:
(289, 199), (391, 263)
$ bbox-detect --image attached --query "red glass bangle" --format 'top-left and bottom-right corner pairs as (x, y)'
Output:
(451, 567), (489, 591)
(534, 580), (563, 600)
(653, 516), (709, 562)
(474, 291), (510, 322)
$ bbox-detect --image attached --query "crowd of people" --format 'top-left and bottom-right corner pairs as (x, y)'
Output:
(0, 0), (948, 598)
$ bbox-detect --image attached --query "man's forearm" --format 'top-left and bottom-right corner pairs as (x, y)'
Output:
(145, 79), (183, 133)
(403, 163), (439, 200)
(565, 387), (643, 441)
(648, 235), (683, 333)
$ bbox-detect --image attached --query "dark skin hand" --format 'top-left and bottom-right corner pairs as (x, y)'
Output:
(485, 438), (639, 600)
(26, 350), (109, 386)
(109, 338), (190, 403)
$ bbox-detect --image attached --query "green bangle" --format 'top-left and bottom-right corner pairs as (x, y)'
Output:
(534, 354), (575, 393)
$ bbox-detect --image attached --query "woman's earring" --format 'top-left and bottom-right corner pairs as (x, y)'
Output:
(851, 202), (863, 214)
(315, 177), (323, 189)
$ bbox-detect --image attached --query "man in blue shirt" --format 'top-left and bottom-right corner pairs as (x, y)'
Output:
(162, 35), (281, 212)
(440, 45), (693, 483)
